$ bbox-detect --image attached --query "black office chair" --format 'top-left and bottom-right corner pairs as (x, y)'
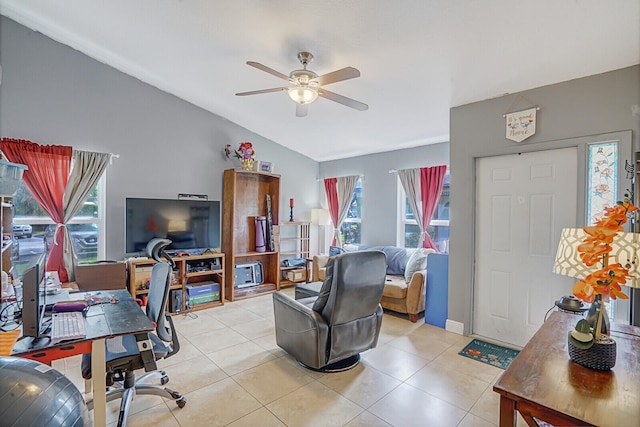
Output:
(81, 238), (185, 426)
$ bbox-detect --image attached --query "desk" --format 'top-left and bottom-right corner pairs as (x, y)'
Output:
(493, 311), (640, 426)
(11, 290), (155, 427)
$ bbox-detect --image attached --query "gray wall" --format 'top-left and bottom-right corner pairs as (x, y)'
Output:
(0, 16), (319, 259)
(320, 143), (449, 245)
(449, 65), (640, 334)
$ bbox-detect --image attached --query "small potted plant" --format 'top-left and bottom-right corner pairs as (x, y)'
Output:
(225, 142), (255, 170)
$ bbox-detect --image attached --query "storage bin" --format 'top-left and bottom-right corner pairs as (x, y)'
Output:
(0, 160), (27, 197)
(186, 282), (219, 296)
(186, 282), (220, 305)
(285, 269), (306, 282)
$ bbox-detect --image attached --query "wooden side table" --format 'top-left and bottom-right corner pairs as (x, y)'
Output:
(493, 311), (640, 426)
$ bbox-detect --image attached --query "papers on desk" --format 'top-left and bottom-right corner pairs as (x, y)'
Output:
(84, 293), (119, 306)
(49, 291), (120, 308)
(42, 271), (62, 295)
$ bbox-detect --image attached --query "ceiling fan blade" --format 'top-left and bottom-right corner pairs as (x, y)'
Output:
(318, 89), (368, 111)
(296, 103), (308, 117)
(313, 67), (360, 86)
(246, 61), (292, 82)
(235, 87), (288, 96)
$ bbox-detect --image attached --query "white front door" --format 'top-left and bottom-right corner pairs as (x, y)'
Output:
(474, 148), (577, 347)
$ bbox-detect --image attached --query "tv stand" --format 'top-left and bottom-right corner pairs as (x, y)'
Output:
(127, 252), (225, 313)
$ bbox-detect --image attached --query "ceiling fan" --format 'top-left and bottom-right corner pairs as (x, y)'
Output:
(235, 51), (368, 117)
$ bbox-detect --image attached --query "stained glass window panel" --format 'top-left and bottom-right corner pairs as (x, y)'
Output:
(587, 142), (617, 226)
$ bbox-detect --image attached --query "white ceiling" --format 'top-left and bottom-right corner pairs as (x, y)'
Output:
(1, 1), (639, 161)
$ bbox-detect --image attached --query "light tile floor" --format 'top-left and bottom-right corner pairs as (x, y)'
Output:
(53, 288), (526, 426)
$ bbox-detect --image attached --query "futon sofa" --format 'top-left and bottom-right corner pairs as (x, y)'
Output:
(312, 245), (436, 322)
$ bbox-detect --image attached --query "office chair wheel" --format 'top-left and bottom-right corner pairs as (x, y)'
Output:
(167, 388), (183, 400)
(160, 375), (169, 385)
(176, 397), (187, 408)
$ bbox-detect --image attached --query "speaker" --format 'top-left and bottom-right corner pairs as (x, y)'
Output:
(170, 290), (183, 313)
(209, 258), (221, 270)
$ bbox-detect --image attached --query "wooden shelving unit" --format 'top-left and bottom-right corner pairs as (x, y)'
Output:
(127, 252), (225, 313)
(222, 169), (280, 301)
(275, 222), (310, 287)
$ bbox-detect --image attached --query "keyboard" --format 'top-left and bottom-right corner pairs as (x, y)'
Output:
(51, 311), (87, 344)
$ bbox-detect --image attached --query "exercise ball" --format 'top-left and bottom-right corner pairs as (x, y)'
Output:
(0, 356), (90, 426)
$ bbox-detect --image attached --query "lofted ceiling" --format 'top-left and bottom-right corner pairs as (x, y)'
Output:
(1, 0), (638, 161)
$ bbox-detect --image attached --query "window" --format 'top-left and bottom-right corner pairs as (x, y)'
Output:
(340, 178), (362, 244)
(398, 173), (449, 251)
(586, 142), (617, 226)
(11, 175), (105, 274)
(586, 141), (620, 321)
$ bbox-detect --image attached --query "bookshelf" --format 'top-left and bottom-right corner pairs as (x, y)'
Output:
(222, 169), (281, 301)
(275, 222), (310, 286)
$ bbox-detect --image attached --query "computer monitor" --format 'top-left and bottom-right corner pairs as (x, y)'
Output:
(21, 253), (47, 338)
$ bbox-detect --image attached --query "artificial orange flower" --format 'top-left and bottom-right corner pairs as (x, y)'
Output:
(577, 242), (611, 266)
(573, 199), (635, 302)
(610, 286), (629, 299)
(573, 279), (595, 302)
(599, 202), (638, 227)
(583, 225), (621, 241)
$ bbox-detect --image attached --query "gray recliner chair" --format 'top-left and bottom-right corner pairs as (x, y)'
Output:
(272, 251), (387, 371)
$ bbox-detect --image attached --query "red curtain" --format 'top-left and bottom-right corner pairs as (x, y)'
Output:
(323, 178), (339, 246)
(0, 138), (72, 281)
(420, 165), (447, 249)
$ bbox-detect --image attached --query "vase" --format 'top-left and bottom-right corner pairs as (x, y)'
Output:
(585, 294), (609, 336)
(241, 158), (255, 171)
(568, 334), (616, 370)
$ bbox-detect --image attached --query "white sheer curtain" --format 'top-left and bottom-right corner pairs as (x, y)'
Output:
(398, 168), (426, 247)
(334, 175), (360, 247)
(60, 150), (111, 281)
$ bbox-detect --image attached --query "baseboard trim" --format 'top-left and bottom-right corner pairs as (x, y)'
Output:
(445, 319), (464, 335)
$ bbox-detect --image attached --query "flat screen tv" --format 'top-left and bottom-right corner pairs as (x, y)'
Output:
(22, 252), (47, 339)
(125, 198), (221, 255)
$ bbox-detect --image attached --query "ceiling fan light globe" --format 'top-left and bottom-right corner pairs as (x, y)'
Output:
(289, 69), (318, 82)
(288, 87), (318, 105)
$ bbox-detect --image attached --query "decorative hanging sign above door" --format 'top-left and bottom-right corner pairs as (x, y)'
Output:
(505, 107), (538, 142)
(505, 107), (538, 143)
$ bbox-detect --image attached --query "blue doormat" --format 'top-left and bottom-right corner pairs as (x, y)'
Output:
(458, 339), (520, 369)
